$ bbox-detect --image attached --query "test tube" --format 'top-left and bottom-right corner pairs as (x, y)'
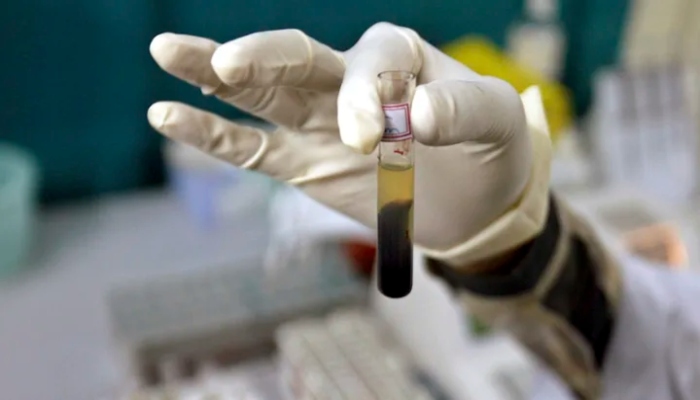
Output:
(377, 71), (416, 298)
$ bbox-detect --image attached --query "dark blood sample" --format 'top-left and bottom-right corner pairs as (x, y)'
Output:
(377, 199), (413, 298)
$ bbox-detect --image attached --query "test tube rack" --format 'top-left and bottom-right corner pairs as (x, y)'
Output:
(121, 376), (263, 400)
(107, 242), (368, 389)
(275, 308), (443, 400)
(118, 356), (280, 400)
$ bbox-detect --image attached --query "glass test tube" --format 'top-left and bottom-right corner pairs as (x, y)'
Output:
(377, 71), (416, 298)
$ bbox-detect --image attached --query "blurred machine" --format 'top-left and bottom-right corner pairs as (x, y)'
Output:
(621, 0), (694, 69)
(117, 305), (542, 400)
(506, 0), (566, 81)
(589, 67), (698, 207)
(110, 189), (548, 400)
(275, 309), (440, 400)
(108, 242), (367, 388)
(583, 0), (700, 272)
(617, 0), (700, 179)
(120, 364), (269, 400)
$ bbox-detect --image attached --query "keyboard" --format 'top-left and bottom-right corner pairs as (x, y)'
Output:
(276, 309), (438, 400)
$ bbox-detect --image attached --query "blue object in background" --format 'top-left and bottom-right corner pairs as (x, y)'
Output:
(167, 165), (239, 229)
(0, 0), (629, 204)
(0, 143), (39, 276)
(163, 139), (278, 230)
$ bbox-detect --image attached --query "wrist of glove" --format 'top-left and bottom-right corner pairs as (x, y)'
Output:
(420, 86), (552, 268)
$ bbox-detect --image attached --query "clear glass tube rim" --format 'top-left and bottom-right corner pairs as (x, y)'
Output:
(377, 70), (416, 82)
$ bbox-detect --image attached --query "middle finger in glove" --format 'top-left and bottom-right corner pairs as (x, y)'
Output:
(150, 33), (329, 130)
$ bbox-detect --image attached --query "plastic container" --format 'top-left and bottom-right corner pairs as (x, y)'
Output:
(163, 120), (278, 230)
(263, 185), (375, 276)
(0, 143), (38, 276)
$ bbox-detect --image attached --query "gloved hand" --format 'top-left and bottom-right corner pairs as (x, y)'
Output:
(148, 22), (552, 268)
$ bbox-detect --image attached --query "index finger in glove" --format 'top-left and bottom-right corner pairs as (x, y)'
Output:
(149, 33), (320, 129)
(337, 23), (424, 154)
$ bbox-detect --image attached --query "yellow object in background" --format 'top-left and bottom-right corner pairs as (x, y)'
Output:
(442, 36), (573, 142)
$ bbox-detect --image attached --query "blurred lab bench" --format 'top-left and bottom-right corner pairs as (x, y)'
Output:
(0, 190), (270, 400)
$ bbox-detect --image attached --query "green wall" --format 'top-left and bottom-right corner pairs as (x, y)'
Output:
(0, 0), (629, 203)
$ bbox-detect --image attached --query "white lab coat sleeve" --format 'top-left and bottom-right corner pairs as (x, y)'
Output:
(424, 195), (621, 400)
(667, 269), (700, 398)
(596, 255), (700, 400)
(669, 309), (700, 398)
(425, 194), (700, 399)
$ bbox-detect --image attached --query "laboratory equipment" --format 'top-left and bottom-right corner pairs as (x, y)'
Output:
(120, 358), (275, 400)
(589, 67), (698, 207)
(549, 129), (594, 193)
(263, 185), (375, 277)
(680, 0), (700, 149)
(122, 380), (263, 400)
(681, 0), (700, 65)
(377, 70), (416, 299)
(621, 0), (688, 69)
(107, 242), (367, 387)
(620, 0), (700, 148)
(0, 143), (38, 277)
(506, 0), (566, 81)
(275, 309), (439, 400)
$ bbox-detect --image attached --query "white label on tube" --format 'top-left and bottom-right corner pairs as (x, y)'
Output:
(382, 104), (412, 141)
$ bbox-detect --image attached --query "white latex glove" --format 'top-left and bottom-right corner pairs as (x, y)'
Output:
(148, 22), (552, 267)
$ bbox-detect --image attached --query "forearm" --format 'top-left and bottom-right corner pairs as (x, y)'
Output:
(426, 195), (622, 400)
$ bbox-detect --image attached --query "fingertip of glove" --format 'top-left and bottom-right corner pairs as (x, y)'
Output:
(211, 42), (249, 86)
(147, 102), (202, 147)
(347, 136), (379, 155)
(411, 85), (440, 145)
(147, 102), (171, 130)
(150, 33), (219, 70)
(339, 130), (377, 155)
(149, 33), (176, 65)
(337, 84), (385, 154)
(338, 111), (382, 155)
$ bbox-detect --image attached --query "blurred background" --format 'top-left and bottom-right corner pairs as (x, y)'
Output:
(1, 0), (699, 399)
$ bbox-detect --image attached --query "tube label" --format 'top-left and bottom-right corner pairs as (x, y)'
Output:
(382, 104), (412, 142)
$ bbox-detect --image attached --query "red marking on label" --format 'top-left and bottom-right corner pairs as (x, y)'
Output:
(394, 149), (406, 155)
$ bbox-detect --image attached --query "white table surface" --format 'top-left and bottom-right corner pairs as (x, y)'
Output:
(0, 190), (271, 400)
